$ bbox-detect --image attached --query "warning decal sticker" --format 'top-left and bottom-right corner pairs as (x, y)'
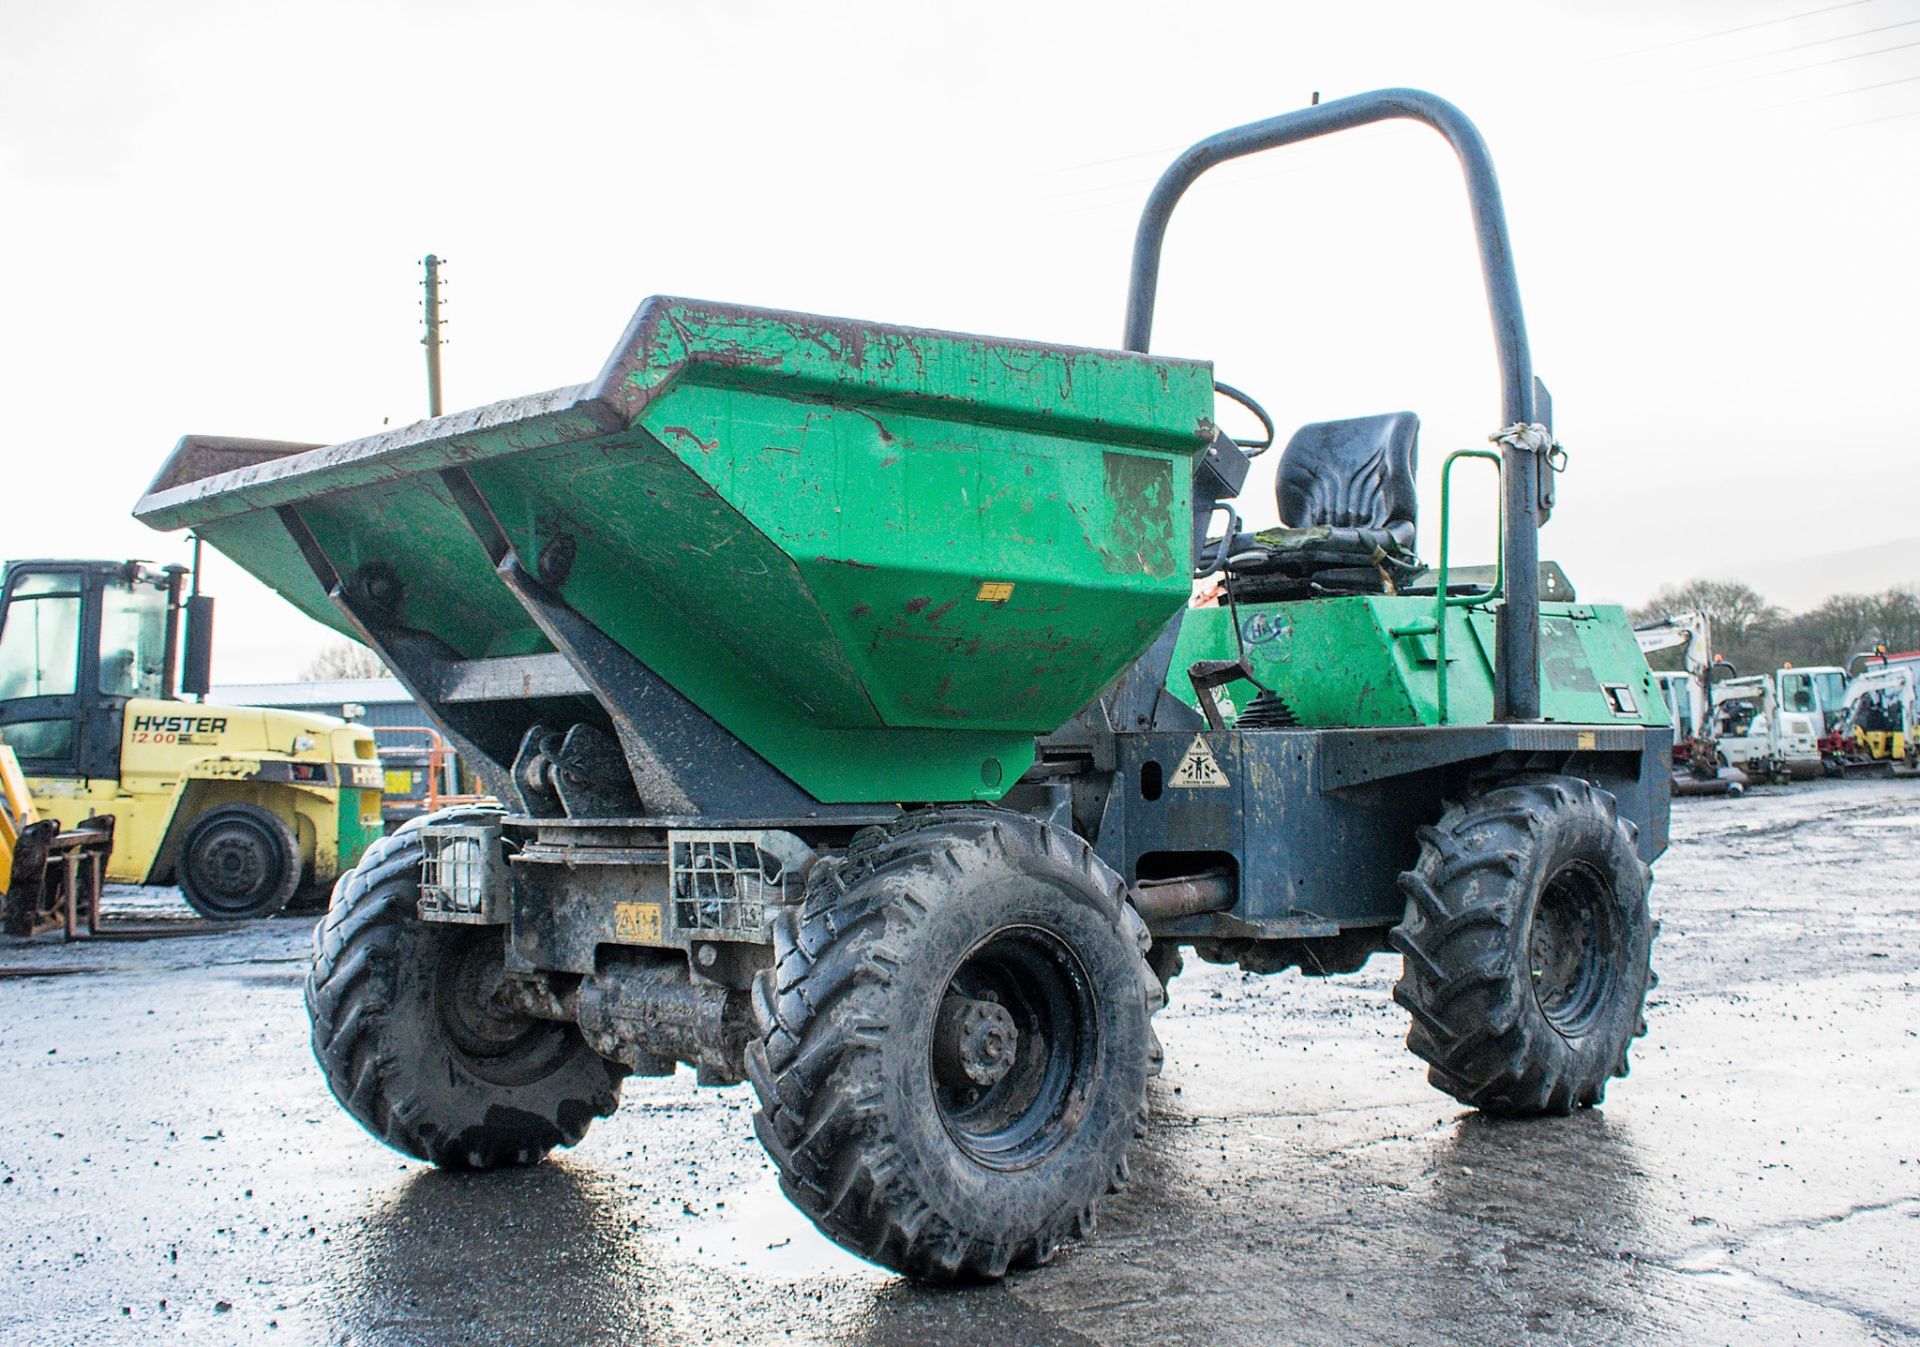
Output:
(1170, 735), (1230, 789)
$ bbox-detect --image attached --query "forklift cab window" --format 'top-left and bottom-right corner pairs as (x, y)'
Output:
(0, 717), (74, 760)
(98, 577), (170, 699)
(0, 579), (83, 701)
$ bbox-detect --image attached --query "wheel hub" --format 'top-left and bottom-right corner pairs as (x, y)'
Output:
(1528, 859), (1618, 1036)
(440, 933), (543, 1057)
(197, 827), (269, 900)
(933, 993), (1020, 1088)
(929, 925), (1096, 1171)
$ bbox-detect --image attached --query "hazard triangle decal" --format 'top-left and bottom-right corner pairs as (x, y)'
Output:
(1170, 735), (1230, 789)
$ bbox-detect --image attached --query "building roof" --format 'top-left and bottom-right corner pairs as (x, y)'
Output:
(211, 678), (414, 708)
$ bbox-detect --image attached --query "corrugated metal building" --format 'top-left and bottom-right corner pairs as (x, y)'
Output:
(210, 679), (467, 810)
(212, 678), (421, 732)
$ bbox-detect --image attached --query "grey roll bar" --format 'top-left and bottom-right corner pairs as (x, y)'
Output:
(1122, 87), (1543, 721)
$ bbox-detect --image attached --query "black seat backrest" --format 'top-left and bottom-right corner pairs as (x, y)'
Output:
(1276, 412), (1420, 550)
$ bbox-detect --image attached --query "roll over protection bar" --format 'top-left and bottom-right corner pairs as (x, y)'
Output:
(1122, 88), (1544, 721)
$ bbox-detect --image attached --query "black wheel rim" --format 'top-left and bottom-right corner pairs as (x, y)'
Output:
(1528, 859), (1618, 1036)
(434, 928), (574, 1087)
(930, 924), (1097, 1171)
(185, 817), (283, 915)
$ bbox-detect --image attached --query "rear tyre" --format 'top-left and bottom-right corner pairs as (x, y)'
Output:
(178, 803), (301, 920)
(748, 809), (1161, 1282)
(304, 822), (624, 1168)
(1390, 775), (1654, 1116)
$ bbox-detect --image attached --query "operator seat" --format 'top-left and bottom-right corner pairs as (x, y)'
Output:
(1226, 412), (1421, 601)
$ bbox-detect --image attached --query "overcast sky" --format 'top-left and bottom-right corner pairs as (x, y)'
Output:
(3, 0), (1916, 682)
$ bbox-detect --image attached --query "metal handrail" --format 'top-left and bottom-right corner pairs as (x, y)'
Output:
(1390, 449), (1504, 724)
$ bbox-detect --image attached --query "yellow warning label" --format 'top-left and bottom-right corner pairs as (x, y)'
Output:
(1577, 731), (1597, 750)
(613, 902), (664, 943)
(1170, 735), (1230, 789)
(976, 581), (1015, 603)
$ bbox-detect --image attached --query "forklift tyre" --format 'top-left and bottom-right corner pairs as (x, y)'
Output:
(177, 803), (302, 920)
(748, 808), (1161, 1282)
(305, 819), (625, 1169)
(1391, 775), (1653, 1117)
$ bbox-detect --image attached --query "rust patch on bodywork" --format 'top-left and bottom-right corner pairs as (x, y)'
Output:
(659, 425), (719, 454)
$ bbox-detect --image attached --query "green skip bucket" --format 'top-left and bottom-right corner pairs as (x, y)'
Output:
(138, 299), (1217, 802)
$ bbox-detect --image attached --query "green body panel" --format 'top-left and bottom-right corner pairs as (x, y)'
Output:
(139, 299), (1216, 803)
(334, 784), (382, 872)
(1169, 597), (1669, 730)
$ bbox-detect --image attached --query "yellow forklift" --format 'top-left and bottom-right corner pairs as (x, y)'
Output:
(0, 556), (385, 922)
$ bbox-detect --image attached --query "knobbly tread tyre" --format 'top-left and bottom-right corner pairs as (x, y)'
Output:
(178, 802), (302, 920)
(1389, 774), (1654, 1117)
(305, 805), (624, 1169)
(747, 807), (1164, 1282)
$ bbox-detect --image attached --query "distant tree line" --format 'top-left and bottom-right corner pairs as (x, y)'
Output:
(1631, 580), (1920, 676)
(302, 639), (390, 681)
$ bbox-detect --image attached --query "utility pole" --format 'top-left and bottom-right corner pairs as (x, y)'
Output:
(422, 254), (446, 417)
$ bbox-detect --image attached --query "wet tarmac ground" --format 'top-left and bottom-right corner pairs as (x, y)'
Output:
(2, 779), (1915, 1346)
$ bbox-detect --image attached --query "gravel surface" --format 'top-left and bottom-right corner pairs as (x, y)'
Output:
(2, 778), (1915, 1345)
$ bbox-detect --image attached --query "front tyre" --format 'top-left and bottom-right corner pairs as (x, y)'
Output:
(747, 809), (1162, 1282)
(1390, 775), (1654, 1116)
(178, 803), (301, 920)
(304, 823), (624, 1168)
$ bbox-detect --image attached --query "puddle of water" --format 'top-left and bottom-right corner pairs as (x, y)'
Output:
(652, 1168), (889, 1281)
(100, 883), (199, 919)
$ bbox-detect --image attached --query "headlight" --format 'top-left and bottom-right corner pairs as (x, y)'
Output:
(294, 734), (317, 753)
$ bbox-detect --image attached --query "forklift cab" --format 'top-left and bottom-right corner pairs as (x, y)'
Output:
(0, 561), (202, 782)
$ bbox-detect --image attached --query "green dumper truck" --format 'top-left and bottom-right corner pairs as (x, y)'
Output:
(137, 89), (1669, 1282)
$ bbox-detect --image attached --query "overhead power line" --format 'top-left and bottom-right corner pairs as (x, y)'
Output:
(1756, 35), (1920, 78)
(1790, 69), (1920, 101)
(1833, 101), (1920, 125)
(1605, 0), (1881, 60)
(1706, 15), (1920, 66)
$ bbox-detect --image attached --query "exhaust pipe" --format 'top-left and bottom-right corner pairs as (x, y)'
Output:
(1131, 868), (1235, 922)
